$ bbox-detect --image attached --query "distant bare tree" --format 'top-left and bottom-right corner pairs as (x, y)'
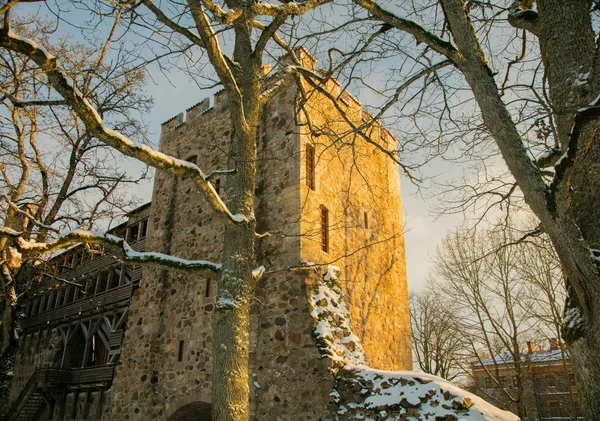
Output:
(0, 17), (152, 409)
(409, 290), (465, 381)
(432, 225), (542, 418)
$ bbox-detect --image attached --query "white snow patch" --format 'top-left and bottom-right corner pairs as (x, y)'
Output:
(7, 29), (55, 59)
(573, 72), (590, 87)
(309, 265), (519, 421)
(230, 213), (250, 223)
(564, 306), (584, 330)
(217, 297), (237, 309)
(577, 94), (600, 113)
(308, 265), (367, 366)
(252, 266), (266, 280)
(342, 367), (519, 420)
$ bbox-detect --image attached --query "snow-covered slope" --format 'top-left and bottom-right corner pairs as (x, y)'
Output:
(308, 265), (520, 421)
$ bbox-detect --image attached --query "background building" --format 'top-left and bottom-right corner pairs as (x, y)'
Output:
(472, 340), (581, 420)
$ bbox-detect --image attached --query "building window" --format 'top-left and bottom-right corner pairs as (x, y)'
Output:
(178, 340), (185, 362)
(66, 287), (77, 304)
(320, 205), (329, 253)
(97, 270), (109, 294)
(545, 374), (556, 388)
(306, 145), (315, 190)
(108, 266), (121, 290)
(30, 298), (40, 316)
(484, 377), (494, 389)
(499, 376), (508, 388)
(55, 289), (63, 307)
(114, 225), (127, 240)
(128, 223), (140, 243)
(86, 277), (97, 297)
(46, 293), (55, 311)
(140, 219), (148, 239)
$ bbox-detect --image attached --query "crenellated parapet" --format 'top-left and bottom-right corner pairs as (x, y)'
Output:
(159, 47), (396, 146)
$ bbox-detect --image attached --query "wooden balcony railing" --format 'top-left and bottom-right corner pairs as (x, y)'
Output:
(57, 238), (146, 280)
(21, 283), (134, 329)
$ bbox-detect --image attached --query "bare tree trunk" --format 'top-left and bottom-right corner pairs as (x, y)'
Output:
(211, 27), (260, 419)
(437, 1), (600, 418)
(213, 221), (255, 421)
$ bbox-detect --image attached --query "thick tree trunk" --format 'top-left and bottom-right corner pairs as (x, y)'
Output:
(211, 28), (260, 419)
(212, 220), (254, 421)
(569, 330), (600, 420)
(440, 1), (600, 419)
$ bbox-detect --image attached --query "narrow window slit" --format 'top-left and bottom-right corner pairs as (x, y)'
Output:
(178, 340), (185, 362)
(306, 145), (315, 190)
(320, 205), (329, 253)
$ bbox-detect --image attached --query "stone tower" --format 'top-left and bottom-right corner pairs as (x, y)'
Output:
(106, 50), (411, 420)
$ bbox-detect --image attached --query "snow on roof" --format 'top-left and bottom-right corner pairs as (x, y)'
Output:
(308, 265), (519, 421)
(474, 349), (569, 367)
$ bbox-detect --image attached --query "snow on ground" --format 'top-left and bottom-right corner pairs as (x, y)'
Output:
(308, 265), (519, 421)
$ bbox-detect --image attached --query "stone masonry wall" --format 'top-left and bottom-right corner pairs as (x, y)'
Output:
(108, 50), (411, 420)
(297, 73), (412, 371)
(108, 73), (335, 420)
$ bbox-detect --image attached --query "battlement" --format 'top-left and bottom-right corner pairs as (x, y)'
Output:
(159, 47), (396, 145)
(160, 92), (223, 133)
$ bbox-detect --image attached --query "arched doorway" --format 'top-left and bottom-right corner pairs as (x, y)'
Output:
(167, 401), (212, 421)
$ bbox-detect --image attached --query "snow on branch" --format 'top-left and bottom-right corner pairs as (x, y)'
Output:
(0, 26), (248, 226)
(0, 227), (222, 273)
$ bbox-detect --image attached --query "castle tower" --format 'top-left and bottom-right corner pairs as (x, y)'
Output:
(106, 50), (411, 420)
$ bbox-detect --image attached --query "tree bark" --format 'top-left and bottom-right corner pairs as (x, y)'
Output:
(211, 19), (260, 420)
(438, 1), (600, 418)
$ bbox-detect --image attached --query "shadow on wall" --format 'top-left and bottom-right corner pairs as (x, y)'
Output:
(167, 401), (212, 421)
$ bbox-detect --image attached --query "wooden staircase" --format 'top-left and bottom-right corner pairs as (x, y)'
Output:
(11, 392), (48, 421)
(6, 366), (113, 421)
